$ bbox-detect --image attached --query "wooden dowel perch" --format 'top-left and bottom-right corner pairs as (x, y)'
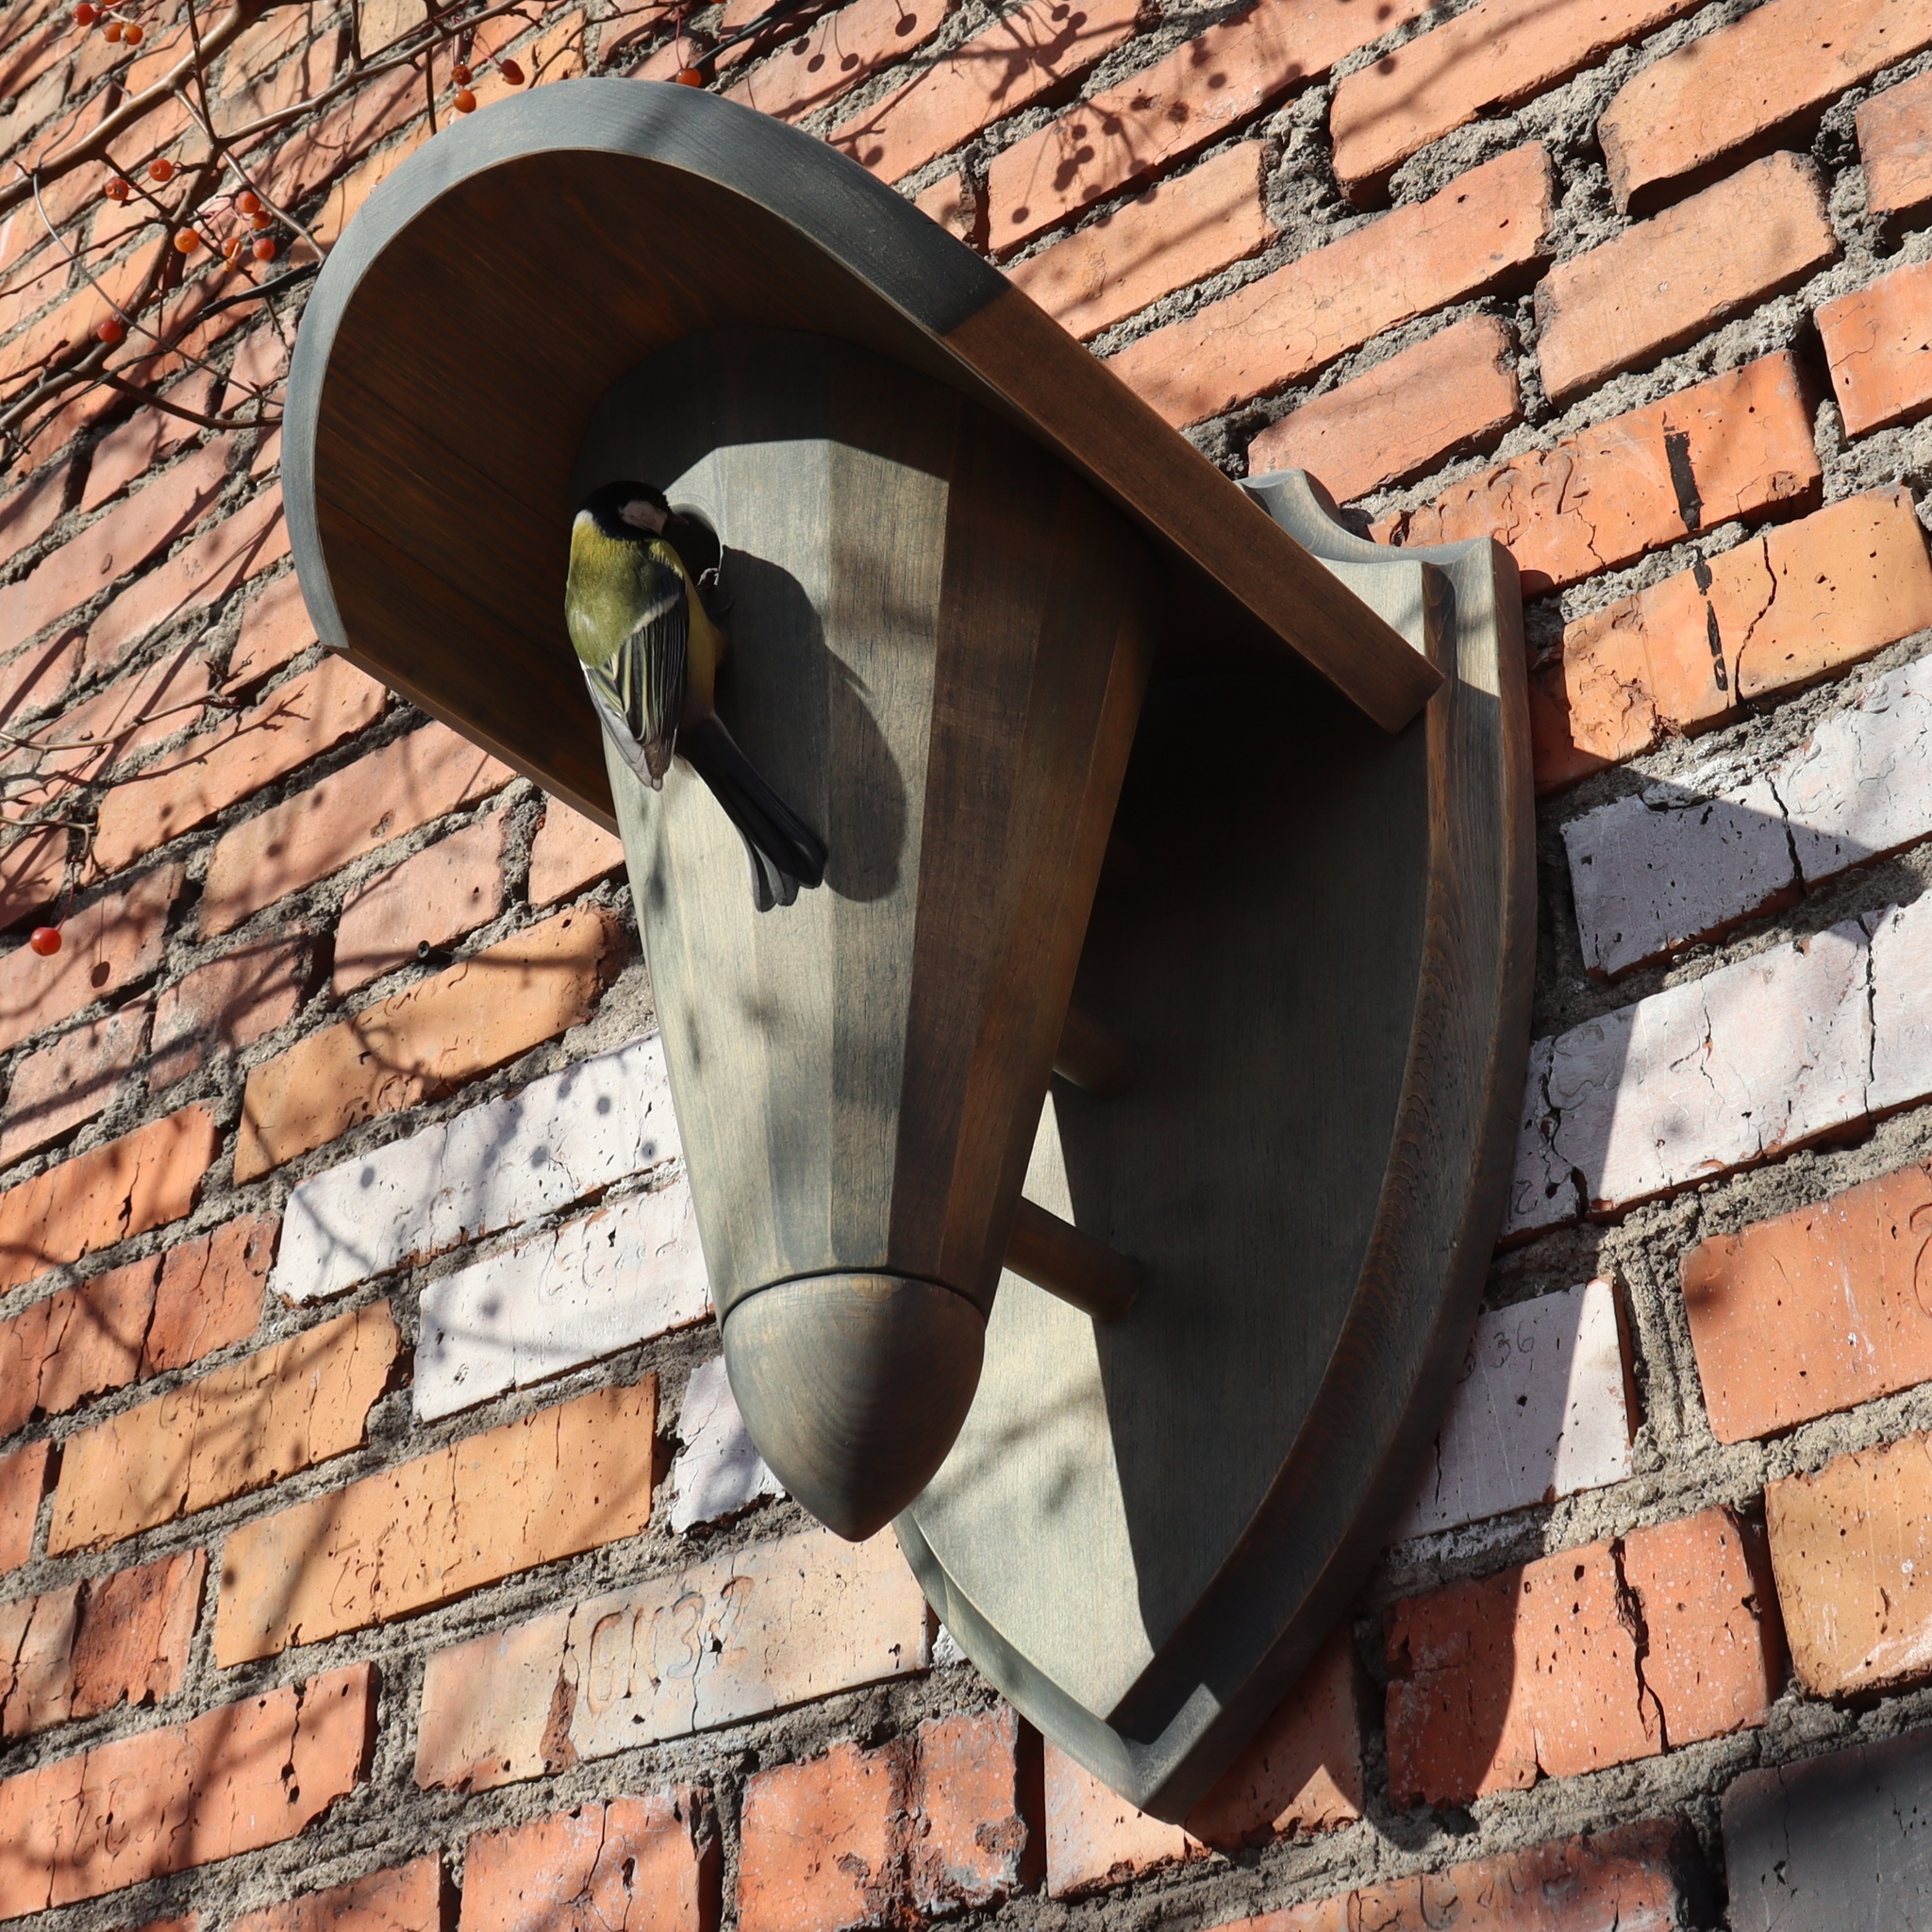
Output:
(1054, 1005), (1134, 1097)
(1006, 1197), (1141, 1322)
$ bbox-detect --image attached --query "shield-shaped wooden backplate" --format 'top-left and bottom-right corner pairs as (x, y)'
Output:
(896, 473), (1533, 1820)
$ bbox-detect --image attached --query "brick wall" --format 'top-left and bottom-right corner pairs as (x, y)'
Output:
(7, 0), (1932, 1924)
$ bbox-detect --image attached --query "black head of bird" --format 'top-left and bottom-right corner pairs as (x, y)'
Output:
(566, 480), (828, 912)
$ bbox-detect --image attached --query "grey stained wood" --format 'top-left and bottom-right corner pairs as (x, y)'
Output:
(282, 77), (1439, 846)
(897, 472), (1534, 1819)
(591, 330), (1153, 1538)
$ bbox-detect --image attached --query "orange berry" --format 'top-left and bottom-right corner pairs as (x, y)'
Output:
(248, 209), (271, 230)
(452, 86), (475, 111)
(497, 56), (524, 83)
(222, 235), (242, 260)
(236, 189), (261, 215)
(252, 236), (276, 261)
(102, 17), (121, 38)
(95, 315), (125, 343)
(28, 927), (61, 957)
(147, 157), (174, 182)
(675, 65), (703, 84)
(122, 19), (141, 40)
(450, 61), (472, 84)
(74, 4), (97, 22)
(174, 227), (198, 253)
(103, 175), (130, 201)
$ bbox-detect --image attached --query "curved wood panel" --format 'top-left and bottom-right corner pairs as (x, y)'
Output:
(284, 77), (1440, 838)
(898, 475), (1535, 1819)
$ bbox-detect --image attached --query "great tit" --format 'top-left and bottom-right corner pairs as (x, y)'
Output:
(566, 480), (827, 911)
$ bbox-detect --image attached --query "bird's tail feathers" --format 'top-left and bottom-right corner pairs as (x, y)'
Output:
(679, 714), (827, 912)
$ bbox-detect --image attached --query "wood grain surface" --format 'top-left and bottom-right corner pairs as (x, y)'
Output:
(286, 78), (1439, 843)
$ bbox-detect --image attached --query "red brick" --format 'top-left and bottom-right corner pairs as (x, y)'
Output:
(201, 722), (514, 936)
(0, 1255), (153, 1438)
(143, 1215), (274, 1371)
(1599, 0), (1932, 213)
(0, 1215), (265, 1438)
(1006, 142), (1272, 341)
(0, 1001), (150, 1166)
(724, 0), (951, 127)
(92, 654), (387, 875)
(149, 931), (314, 1089)
(1372, 352), (1820, 595)
(0, 825), (68, 933)
(213, 1374), (658, 1662)
(0, 1659), (375, 1913)
(1532, 488), (1932, 791)
(228, 568), (317, 689)
(0, 1549), (203, 1738)
(1248, 315), (1519, 503)
(1332, 0), (1699, 199)
(1685, 1161), (1932, 1441)
(1108, 143), (1552, 428)
(1384, 1508), (1777, 1805)
(0, 443), (229, 648)
(0, 459), (72, 575)
(1042, 1745), (1199, 1898)
(829, 0), (1141, 186)
(910, 1707), (1033, 1909)
(334, 811), (511, 994)
(6, 646), (216, 813)
(49, 1299), (401, 1553)
(67, 1548), (205, 1720)
(461, 1795), (716, 1932)
(913, 173), (980, 245)
(1767, 1429), (1932, 1695)
(738, 1739), (904, 1932)
(1186, 1629), (1362, 1848)
(1535, 153), (1836, 406)
(1858, 69), (1932, 225)
(0, 630), (84, 732)
(0, 1440), (50, 1571)
(985, 0), (1435, 250)
(0, 1106), (219, 1295)
(1619, 1511), (1783, 1743)
(85, 489), (290, 675)
(229, 1857), (443, 1932)
(1819, 256), (1932, 439)
(234, 904), (621, 1181)
(261, 62), (420, 210)
(80, 403), (204, 514)
(527, 797), (625, 907)
(1217, 1818), (1699, 1931)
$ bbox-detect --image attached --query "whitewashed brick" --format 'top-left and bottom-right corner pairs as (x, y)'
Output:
(1504, 1036), (1573, 1238)
(1870, 893), (1932, 1113)
(414, 1183), (711, 1422)
(1564, 768), (1793, 977)
(272, 1035), (677, 1304)
(1548, 919), (1871, 1213)
(414, 1526), (929, 1790)
(1562, 656), (1932, 977)
(1395, 1280), (1633, 1539)
(1786, 657), (1932, 884)
(670, 1356), (782, 1532)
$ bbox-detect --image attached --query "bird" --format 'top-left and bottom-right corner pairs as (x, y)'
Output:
(566, 479), (827, 911)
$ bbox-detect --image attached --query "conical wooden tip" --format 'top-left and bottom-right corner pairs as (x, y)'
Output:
(722, 1274), (986, 1541)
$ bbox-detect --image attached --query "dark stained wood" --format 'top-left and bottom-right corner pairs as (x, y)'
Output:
(1007, 1198), (1141, 1322)
(897, 472), (1534, 1819)
(284, 79), (1440, 843)
(1054, 1005), (1135, 1098)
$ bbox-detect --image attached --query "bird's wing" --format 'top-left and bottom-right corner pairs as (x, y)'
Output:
(577, 542), (689, 781)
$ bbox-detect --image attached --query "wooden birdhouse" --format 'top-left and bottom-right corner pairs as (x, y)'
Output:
(284, 78), (1533, 1820)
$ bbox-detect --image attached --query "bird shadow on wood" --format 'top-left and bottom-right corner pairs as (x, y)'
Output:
(711, 545), (907, 904)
